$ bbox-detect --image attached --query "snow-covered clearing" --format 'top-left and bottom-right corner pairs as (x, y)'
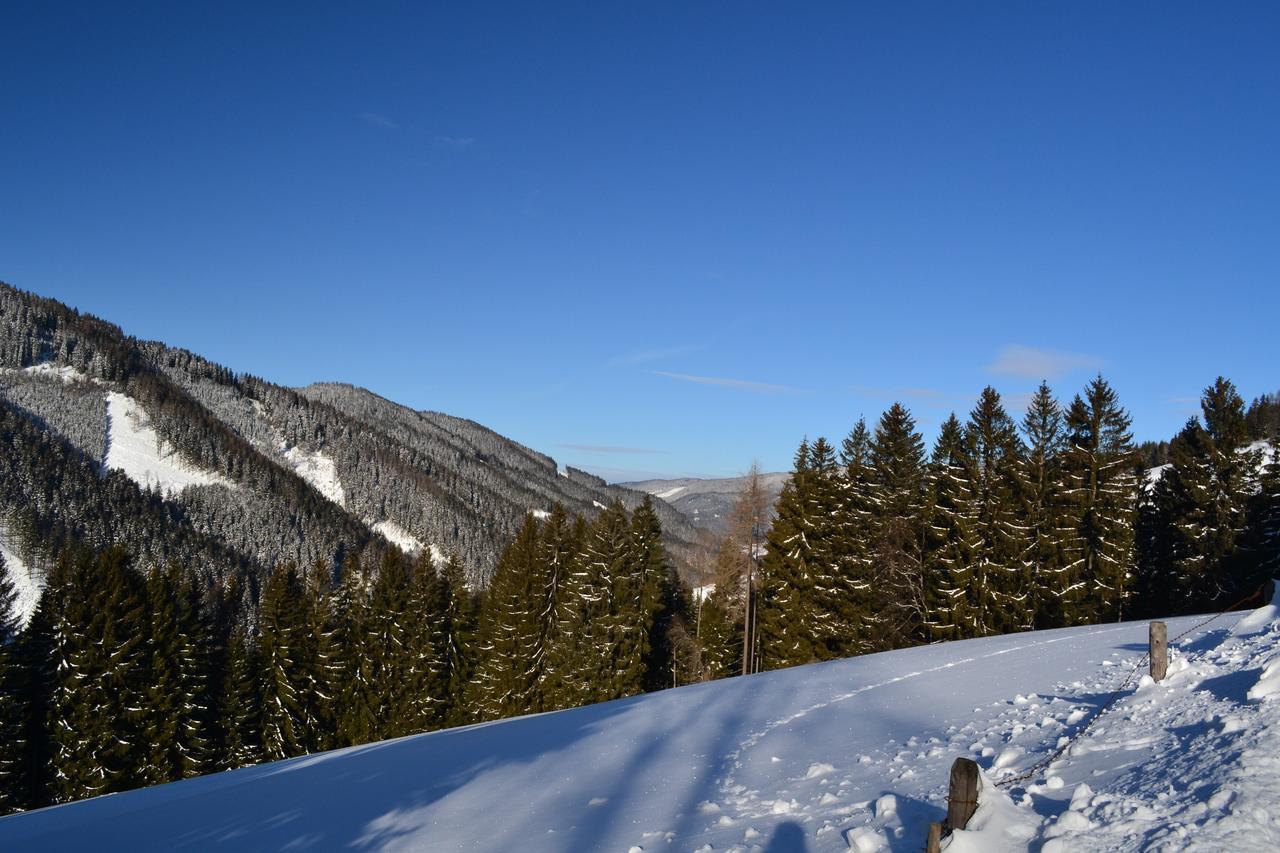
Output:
(0, 528), (41, 628)
(281, 444), (345, 506)
(104, 392), (235, 497)
(1, 363), (96, 384)
(4, 596), (1280, 852)
(370, 520), (425, 555)
(656, 485), (688, 500)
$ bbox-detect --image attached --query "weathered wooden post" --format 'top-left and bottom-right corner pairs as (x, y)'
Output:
(926, 821), (943, 853)
(1150, 621), (1168, 682)
(946, 757), (980, 832)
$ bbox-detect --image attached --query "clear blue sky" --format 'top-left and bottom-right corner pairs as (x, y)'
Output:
(3, 4), (1277, 480)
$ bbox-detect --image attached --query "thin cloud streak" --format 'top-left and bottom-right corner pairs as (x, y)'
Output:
(556, 444), (664, 455)
(653, 371), (802, 395)
(360, 112), (399, 129)
(433, 135), (475, 148)
(987, 345), (1103, 380)
(606, 344), (705, 368)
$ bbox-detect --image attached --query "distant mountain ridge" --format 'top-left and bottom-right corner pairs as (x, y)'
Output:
(0, 283), (698, 614)
(622, 471), (790, 534)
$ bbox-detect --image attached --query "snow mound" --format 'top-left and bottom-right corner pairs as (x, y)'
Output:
(943, 770), (1039, 852)
(370, 520), (425, 555)
(105, 392), (235, 497)
(282, 444), (345, 506)
(1248, 658), (1280, 701)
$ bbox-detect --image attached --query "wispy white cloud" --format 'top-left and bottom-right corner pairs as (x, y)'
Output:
(986, 345), (1103, 380)
(433, 135), (475, 149)
(853, 385), (975, 409)
(360, 112), (399, 129)
(556, 444), (664, 455)
(607, 345), (705, 369)
(653, 371), (802, 395)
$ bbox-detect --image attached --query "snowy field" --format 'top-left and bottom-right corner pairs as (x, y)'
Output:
(105, 392), (235, 496)
(3, 596), (1279, 852)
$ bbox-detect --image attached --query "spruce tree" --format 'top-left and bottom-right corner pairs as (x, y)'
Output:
(534, 505), (577, 707)
(335, 554), (378, 747)
(1060, 376), (1139, 624)
(865, 404), (927, 650)
(629, 496), (675, 693)
(257, 564), (308, 761)
(0, 553), (25, 813)
(438, 552), (478, 727)
(834, 419), (875, 655)
(1145, 378), (1262, 611)
(468, 514), (543, 720)
(221, 624), (264, 768)
(964, 387), (1029, 635)
(757, 440), (821, 669)
(368, 550), (413, 738)
(48, 548), (149, 802)
(1019, 383), (1070, 628)
(804, 437), (855, 659)
(303, 559), (340, 750)
(923, 414), (980, 640)
(142, 562), (210, 785)
(1238, 436), (1280, 588)
(403, 549), (447, 733)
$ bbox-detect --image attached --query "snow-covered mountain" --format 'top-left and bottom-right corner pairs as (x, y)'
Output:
(5, 594), (1278, 852)
(0, 283), (698, 611)
(623, 471), (791, 534)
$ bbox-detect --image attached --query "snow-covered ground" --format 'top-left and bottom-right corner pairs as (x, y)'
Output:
(3, 597), (1279, 852)
(370, 520), (425, 556)
(104, 392), (235, 497)
(280, 444), (346, 506)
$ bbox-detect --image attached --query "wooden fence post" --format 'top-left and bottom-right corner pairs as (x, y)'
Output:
(926, 821), (943, 853)
(946, 757), (980, 832)
(1150, 621), (1168, 682)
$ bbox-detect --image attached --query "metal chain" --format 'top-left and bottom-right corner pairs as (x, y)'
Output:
(993, 583), (1268, 790)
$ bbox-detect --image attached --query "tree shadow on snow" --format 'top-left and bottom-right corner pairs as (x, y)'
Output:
(763, 820), (809, 852)
(880, 791), (945, 853)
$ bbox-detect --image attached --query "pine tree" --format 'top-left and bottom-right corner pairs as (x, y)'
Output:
(468, 514), (544, 720)
(833, 419), (875, 656)
(757, 439), (821, 669)
(695, 582), (742, 681)
(368, 550), (413, 738)
(303, 559), (340, 751)
(221, 624), (264, 768)
(1238, 436), (1280, 587)
(804, 437), (855, 660)
(141, 562), (210, 785)
(257, 564), (308, 761)
(438, 552), (478, 727)
(1144, 378), (1262, 611)
(629, 496), (675, 693)
(964, 387), (1029, 635)
(402, 549), (447, 733)
(1060, 376), (1139, 624)
(865, 404), (927, 650)
(0, 552), (25, 813)
(923, 414), (980, 640)
(48, 548), (150, 802)
(335, 554), (378, 747)
(534, 505), (578, 707)
(1019, 383), (1070, 628)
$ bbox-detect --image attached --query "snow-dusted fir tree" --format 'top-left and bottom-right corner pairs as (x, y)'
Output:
(0, 554), (25, 813)
(257, 564), (309, 761)
(834, 418), (876, 656)
(865, 404), (927, 650)
(1018, 382), (1070, 628)
(335, 554), (378, 747)
(964, 387), (1029, 635)
(402, 549), (447, 733)
(804, 437), (855, 660)
(142, 562), (211, 785)
(221, 624), (264, 769)
(1143, 378), (1263, 612)
(468, 514), (544, 721)
(923, 414), (980, 640)
(1060, 376), (1139, 624)
(437, 552), (478, 726)
(48, 548), (149, 803)
(533, 505), (578, 706)
(758, 439), (820, 669)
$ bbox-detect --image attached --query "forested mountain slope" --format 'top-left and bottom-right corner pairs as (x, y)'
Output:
(0, 283), (697, 608)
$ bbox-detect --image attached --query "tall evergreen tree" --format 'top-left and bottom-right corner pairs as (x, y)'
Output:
(804, 437), (855, 660)
(923, 414), (980, 640)
(257, 564), (309, 761)
(758, 440), (821, 669)
(1142, 378), (1262, 612)
(468, 514), (544, 720)
(1060, 376), (1139, 624)
(0, 553), (25, 813)
(221, 624), (264, 769)
(438, 552), (478, 727)
(141, 562), (210, 785)
(964, 387), (1029, 635)
(48, 548), (149, 803)
(833, 419), (875, 655)
(335, 554), (378, 747)
(865, 404), (927, 650)
(1019, 383), (1070, 628)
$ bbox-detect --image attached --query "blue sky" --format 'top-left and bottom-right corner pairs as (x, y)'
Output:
(3, 4), (1277, 480)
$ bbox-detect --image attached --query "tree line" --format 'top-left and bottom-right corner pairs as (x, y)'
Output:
(694, 376), (1279, 677)
(0, 495), (689, 815)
